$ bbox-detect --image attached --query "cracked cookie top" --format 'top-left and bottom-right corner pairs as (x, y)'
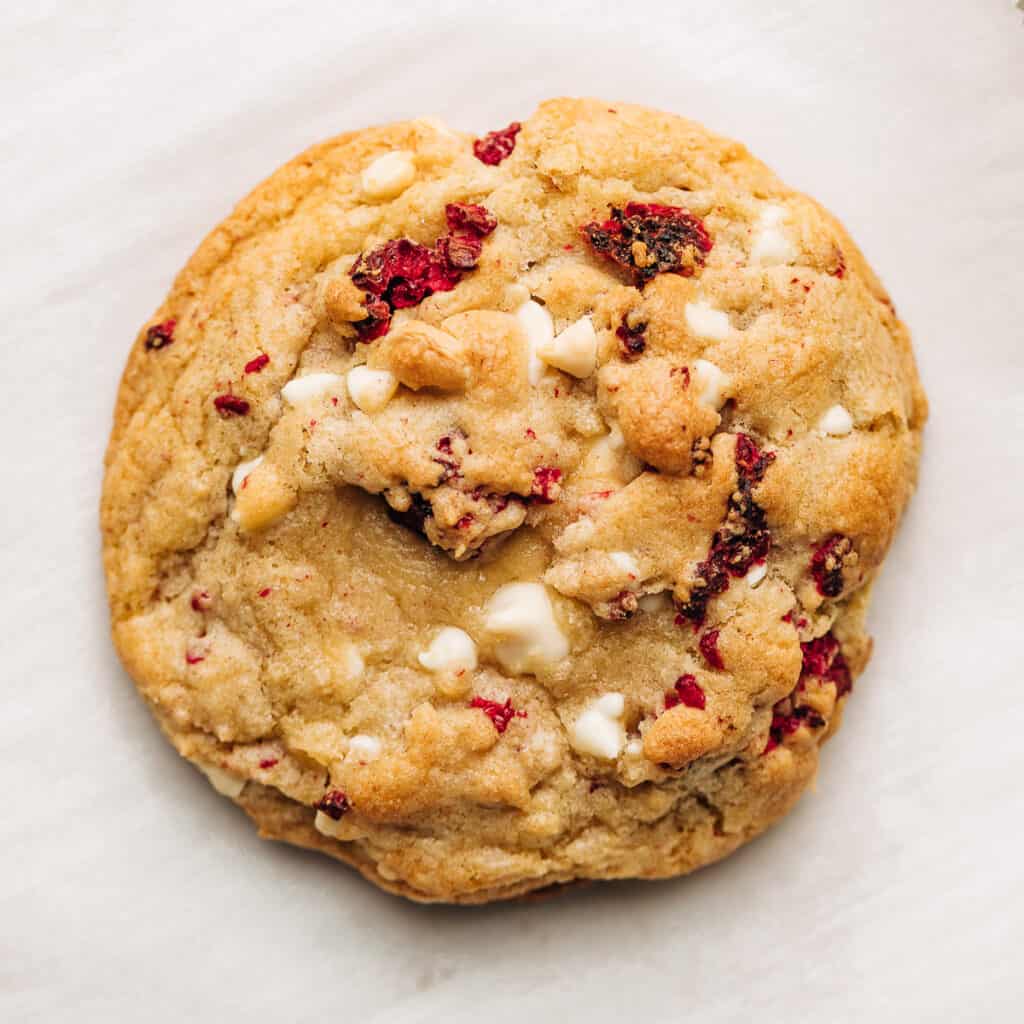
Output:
(102, 98), (926, 903)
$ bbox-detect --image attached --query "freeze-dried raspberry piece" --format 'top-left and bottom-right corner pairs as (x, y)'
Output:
(800, 633), (840, 678)
(664, 674), (706, 710)
(144, 319), (176, 350)
(470, 696), (526, 733)
(244, 353), (270, 374)
(348, 205), (499, 340)
(616, 316), (647, 359)
(699, 629), (724, 670)
(583, 203), (712, 286)
(213, 393), (250, 417)
(473, 122), (521, 165)
(315, 790), (350, 820)
(676, 434), (774, 625)
(445, 202), (498, 238)
(810, 534), (854, 598)
(530, 466), (563, 504)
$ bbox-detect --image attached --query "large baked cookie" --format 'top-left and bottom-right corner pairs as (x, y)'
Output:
(102, 98), (926, 903)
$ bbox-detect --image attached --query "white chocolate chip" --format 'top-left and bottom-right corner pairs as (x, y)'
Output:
(536, 315), (597, 378)
(685, 300), (731, 341)
(346, 735), (382, 763)
(418, 627), (478, 673)
(693, 358), (731, 410)
(484, 582), (568, 675)
(609, 551), (641, 580)
(625, 738), (644, 758)
(514, 299), (553, 385)
(347, 366), (397, 413)
(606, 423), (626, 450)
(745, 561), (768, 588)
(751, 204), (798, 266)
(337, 643), (364, 681)
(819, 404), (854, 436)
(570, 693), (626, 760)
(314, 810), (347, 839)
(281, 372), (346, 406)
(360, 150), (416, 200)
(198, 764), (245, 798)
(638, 592), (671, 614)
(230, 455), (263, 497)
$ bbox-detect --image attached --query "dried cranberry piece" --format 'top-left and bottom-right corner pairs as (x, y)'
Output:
(810, 534), (853, 598)
(213, 393), (250, 417)
(472, 122), (521, 165)
(582, 203), (713, 286)
(616, 317), (647, 359)
(470, 696), (526, 733)
(190, 590), (211, 612)
(699, 629), (724, 670)
(244, 353), (270, 374)
(530, 466), (563, 504)
(144, 318), (176, 350)
(259, 758), (279, 769)
(315, 790), (350, 820)
(664, 674), (706, 710)
(445, 202), (498, 238)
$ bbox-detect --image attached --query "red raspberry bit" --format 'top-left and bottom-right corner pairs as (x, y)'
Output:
(244, 352), (270, 374)
(616, 316), (647, 359)
(190, 590), (211, 612)
(185, 649), (205, 665)
(469, 696), (526, 733)
(676, 434), (775, 626)
(213, 393), (250, 417)
(144, 318), (176, 351)
(671, 365), (691, 387)
(699, 629), (725, 670)
(664, 674), (706, 710)
(472, 122), (521, 165)
(810, 534), (853, 598)
(455, 514), (474, 530)
(444, 202), (498, 238)
(258, 587), (271, 598)
(315, 790), (350, 820)
(530, 466), (563, 504)
(525, 428), (537, 440)
(800, 633), (852, 696)
(258, 758), (279, 769)
(582, 203), (713, 287)
(348, 206), (497, 341)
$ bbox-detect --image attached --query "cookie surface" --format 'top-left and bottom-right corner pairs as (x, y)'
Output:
(101, 98), (926, 903)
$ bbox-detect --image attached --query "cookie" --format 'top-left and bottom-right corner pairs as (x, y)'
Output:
(101, 98), (926, 903)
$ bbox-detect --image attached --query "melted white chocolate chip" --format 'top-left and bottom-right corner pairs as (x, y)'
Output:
(570, 693), (626, 759)
(230, 455), (263, 497)
(693, 358), (731, 410)
(514, 299), (553, 385)
(360, 151), (416, 200)
(819, 404), (854, 436)
(750, 204), (798, 266)
(484, 582), (568, 674)
(347, 366), (397, 413)
(685, 300), (731, 341)
(536, 315), (597, 378)
(418, 627), (478, 673)
(281, 372), (346, 406)
(198, 764), (245, 798)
